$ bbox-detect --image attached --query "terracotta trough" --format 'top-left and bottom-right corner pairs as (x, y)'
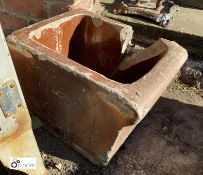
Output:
(7, 9), (188, 165)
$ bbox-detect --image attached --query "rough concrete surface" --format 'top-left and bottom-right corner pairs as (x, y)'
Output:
(174, 0), (203, 9)
(180, 66), (203, 89)
(101, 0), (203, 36)
(179, 58), (203, 89)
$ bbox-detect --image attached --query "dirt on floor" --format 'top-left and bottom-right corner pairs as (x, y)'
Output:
(30, 78), (203, 175)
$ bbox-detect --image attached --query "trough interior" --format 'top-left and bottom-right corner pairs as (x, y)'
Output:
(31, 15), (159, 83)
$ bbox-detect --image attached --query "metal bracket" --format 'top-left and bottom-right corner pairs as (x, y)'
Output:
(0, 80), (22, 118)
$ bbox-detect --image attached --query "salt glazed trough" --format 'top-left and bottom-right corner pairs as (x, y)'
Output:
(7, 9), (188, 165)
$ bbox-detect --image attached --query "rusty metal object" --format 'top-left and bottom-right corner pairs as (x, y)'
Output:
(7, 9), (187, 165)
(0, 25), (46, 175)
(113, 0), (177, 26)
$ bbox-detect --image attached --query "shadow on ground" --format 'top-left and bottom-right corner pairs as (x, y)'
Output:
(33, 97), (203, 175)
(0, 162), (28, 175)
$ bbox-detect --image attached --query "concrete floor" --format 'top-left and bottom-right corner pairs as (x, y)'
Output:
(100, 0), (203, 56)
(101, 0), (203, 36)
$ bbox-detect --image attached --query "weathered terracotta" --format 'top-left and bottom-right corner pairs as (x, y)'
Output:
(7, 9), (188, 165)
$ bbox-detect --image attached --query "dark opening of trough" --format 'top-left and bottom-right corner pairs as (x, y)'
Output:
(32, 15), (159, 84)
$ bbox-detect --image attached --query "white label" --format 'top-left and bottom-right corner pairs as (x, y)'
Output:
(10, 157), (37, 169)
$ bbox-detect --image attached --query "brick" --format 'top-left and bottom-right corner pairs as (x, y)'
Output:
(0, 12), (27, 35)
(0, 0), (4, 10)
(47, 0), (96, 11)
(72, 0), (95, 10)
(49, 3), (70, 17)
(47, 0), (96, 17)
(3, 0), (47, 18)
